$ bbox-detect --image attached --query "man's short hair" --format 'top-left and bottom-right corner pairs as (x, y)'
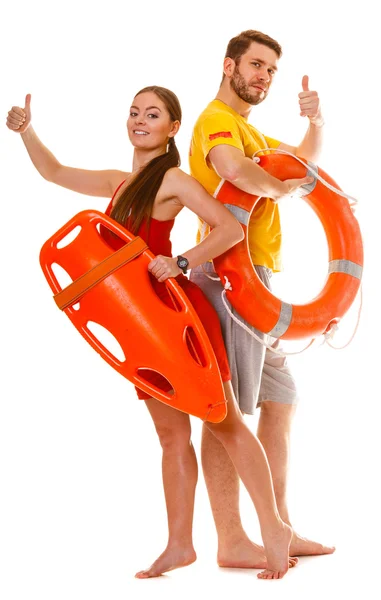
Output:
(225, 30), (282, 63)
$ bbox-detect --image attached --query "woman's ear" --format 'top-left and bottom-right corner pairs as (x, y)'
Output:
(169, 120), (180, 138)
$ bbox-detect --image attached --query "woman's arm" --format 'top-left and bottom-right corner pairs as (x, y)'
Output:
(7, 94), (128, 198)
(148, 168), (244, 282)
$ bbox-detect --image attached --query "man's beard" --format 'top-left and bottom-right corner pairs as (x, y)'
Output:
(230, 66), (267, 106)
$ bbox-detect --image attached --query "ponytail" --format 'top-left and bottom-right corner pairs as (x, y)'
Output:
(110, 138), (180, 234)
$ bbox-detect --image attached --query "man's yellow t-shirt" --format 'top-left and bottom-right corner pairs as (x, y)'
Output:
(189, 99), (282, 272)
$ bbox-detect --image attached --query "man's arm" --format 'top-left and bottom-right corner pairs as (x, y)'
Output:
(209, 145), (313, 202)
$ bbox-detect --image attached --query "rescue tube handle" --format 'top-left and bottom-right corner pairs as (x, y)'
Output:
(54, 236), (148, 310)
(134, 372), (177, 404)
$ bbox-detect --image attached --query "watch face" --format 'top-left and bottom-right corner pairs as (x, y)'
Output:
(178, 258), (188, 268)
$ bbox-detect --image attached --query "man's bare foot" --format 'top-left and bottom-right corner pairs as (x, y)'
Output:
(218, 538), (298, 570)
(289, 532), (336, 557)
(135, 545), (197, 579)
(258, 522), (293, 580)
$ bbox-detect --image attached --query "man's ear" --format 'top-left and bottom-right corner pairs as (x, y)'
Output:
(223, 57), (235, 78)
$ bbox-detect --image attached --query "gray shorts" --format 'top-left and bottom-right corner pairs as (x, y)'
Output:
(190, 263), (299, 415)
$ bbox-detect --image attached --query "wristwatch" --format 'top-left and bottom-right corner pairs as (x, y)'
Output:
(176, 255), (189, 274)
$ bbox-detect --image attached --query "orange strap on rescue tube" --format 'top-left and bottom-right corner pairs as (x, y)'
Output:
(213, 153), (363, 341)
(39, 210), (227, 423)
(54, 236), (148, 310)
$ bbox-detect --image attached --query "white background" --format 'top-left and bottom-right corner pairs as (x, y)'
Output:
(1, 1), (380, 599)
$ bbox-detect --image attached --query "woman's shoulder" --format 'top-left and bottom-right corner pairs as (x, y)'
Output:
(162, 166), (191, 187)
(110, 171), (132, 205)
(163, 167), (206, 195)
(110, 170), (131, 190)
(161, 167), (196, 201)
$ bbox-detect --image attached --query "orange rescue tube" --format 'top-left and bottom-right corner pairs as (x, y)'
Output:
(213, 153), (363, 340)
(39, 210), (227, 423)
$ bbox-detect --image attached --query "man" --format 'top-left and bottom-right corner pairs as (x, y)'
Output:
(189, 29), (335, 567)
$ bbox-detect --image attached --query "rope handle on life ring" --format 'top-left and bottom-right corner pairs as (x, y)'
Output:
(200, 269), (363, 356)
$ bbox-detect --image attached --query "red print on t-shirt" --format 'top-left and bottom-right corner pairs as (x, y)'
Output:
(209, 131), (233, 140)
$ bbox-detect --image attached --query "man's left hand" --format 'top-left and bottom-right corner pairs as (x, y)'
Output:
(299, 75), (324, 127)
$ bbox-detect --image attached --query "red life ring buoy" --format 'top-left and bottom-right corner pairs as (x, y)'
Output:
(213, 153), (363, 340)
(39, 210), (227, 423)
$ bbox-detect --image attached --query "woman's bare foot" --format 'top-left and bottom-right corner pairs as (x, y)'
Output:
(258, 522), (293, 580)
(289, 532), (335, 556)
(218, 538), (298, 570)
(135, 544), (197, 579)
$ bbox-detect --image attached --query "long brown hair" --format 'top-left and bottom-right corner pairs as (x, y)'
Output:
(110, 86), (182, 234)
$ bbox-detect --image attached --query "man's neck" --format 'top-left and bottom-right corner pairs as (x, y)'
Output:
(215, 84), (252, 119)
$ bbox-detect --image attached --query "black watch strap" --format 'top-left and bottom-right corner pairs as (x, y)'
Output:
(176, 255), (189, 274)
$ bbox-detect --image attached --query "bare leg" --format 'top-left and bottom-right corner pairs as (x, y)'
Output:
(201, 420), (297, 570)
(257, 401), (335, 556)
(201, 424), (268, 568)
(205, 382), (293, 579)
(135, 398), (197, 578)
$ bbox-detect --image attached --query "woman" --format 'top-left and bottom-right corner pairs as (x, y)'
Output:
(7, 87), (299, 580)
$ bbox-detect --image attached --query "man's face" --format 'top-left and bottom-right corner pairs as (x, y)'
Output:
(229, 42), (279, 105)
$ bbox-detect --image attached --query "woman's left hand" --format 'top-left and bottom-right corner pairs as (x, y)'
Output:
(148, 255), (182, 282)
